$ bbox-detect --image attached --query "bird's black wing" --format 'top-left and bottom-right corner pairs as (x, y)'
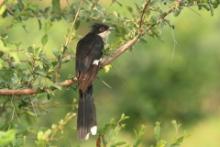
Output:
(76, 33), (103, 73)
(75, 33), (104, 91)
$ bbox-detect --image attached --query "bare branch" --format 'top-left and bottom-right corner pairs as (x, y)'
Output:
(0, 34), (140, 96)
(0, 89), (37, 95)
(139, 0), (151, 33)
(0, 1), (177, 96)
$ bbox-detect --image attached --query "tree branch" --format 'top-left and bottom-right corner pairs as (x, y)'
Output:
(101, 0), (151, 66)
(0, 1), (176, 96)
(139, 0), (151, 34)
(0, 35), (140, 96)
(0, 89), (37, 95)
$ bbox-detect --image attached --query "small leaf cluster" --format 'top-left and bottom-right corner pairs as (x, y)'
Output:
(96, 114), (186, 147)
(0, 129), (16, 146)
(36, 112), (76, 147)
(151, 121), (187, 147)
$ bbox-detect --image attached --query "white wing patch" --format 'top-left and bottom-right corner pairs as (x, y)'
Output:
(93, 59), (100, 65)
(93, 58), (102, 66)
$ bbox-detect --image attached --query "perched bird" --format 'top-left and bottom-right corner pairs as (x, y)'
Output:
(75, 23), (110, 140)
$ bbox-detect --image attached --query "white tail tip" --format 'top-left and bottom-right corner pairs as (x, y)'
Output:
(90, 126), (97, 135)
(93, 59), (100, 66)
(85, 133), (90, 140)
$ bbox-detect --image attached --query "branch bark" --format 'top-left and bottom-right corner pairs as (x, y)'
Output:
(0, 0), (177, 96)
(0, 89), (37, 95)
(0, 36), (140, 96)
(139, 0), (151, 33)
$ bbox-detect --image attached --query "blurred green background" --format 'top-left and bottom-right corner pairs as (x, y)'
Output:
(0, 0), (220, 146)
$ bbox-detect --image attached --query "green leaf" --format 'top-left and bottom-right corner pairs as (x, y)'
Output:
(74, 20), (81, 30)
(208, 1), (214, 16)
(110, 141), (126, 147)
(133, 125), (146, 147)
(37, 18), (42, 30)
(156, 139), (167, 147)
(174, 8), (182, 17)
(171, 136), (184, 147)
(0, 130), (16, 146)
(52, 0), (61, 14)
(41, 34), (48, 46)
(44, 20), (53, 32)
(0, 4), (6, 16)
(115, 1), (122, 7)
(154, 122), (161, 141)
(0, 59), (4, 69)
(140, 38), (148, 43)
(28, 46), (34, 53)
(51, 83), (62, 90)
(32, 77), (54, 89)
(119, 113), (129, 122)
(126, 6), (133, 13)
(52, 48), (61, 58)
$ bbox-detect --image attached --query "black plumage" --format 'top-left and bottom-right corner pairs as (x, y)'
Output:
(75, 23), (109, 139)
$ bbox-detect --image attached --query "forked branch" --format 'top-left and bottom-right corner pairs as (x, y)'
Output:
(0, 0), (179, 96)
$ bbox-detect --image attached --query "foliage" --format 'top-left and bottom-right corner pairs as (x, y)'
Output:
(0, 0), (219, 146)
(0, 129), (16, 146)
(33, 113), (187, 147)
(0, 0), (219, 90)
(151, 121), (186, 147)
(36, 112), (76, 147)
(99, 114), (187, 147)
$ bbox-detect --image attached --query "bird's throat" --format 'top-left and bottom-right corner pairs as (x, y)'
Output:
(98, 30), (111, 40)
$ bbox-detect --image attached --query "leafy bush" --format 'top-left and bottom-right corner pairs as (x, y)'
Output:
(0, 0), (219, 146)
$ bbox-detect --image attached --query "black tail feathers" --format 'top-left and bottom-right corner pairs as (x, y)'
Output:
(77, 85), (97, 140)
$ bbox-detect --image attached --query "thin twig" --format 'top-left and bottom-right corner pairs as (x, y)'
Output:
(0, 34), (140, 96)
(139, 0), (151, 34)
(146, 6), (176, 32)
(0, 34), (139, 95)
(55, 0), (82, 81)
(0, 2), (177, 96)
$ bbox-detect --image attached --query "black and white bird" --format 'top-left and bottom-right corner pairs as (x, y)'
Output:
(75, 23), (110, 140)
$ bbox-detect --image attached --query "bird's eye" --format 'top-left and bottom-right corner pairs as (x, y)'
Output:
(99, 27), (105, 32)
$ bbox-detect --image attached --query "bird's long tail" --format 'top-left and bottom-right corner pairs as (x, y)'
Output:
(77, 85), (97, 140)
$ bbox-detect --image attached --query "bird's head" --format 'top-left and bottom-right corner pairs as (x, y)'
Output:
(91, 23), (111, 39)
